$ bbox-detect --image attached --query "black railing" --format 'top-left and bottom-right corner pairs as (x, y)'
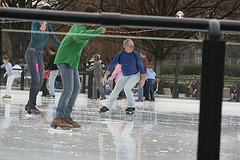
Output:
(1, 7), (239, 160)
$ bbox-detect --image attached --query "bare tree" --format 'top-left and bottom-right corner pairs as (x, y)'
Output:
(98, 0), (240, 75)
(1, 0), (74, 61)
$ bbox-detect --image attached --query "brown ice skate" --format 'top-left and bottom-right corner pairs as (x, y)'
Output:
(51, 118), (73, 130)
(63, 117), (81, 128)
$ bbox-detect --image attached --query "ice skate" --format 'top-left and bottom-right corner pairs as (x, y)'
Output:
(125, 107), (135, 115)
(63, 117), (81, 128)
(46, 95), (55, 98)
(99, 106), (109, 113)
(25, 105), (31, 114)
(2, 95), (11, 98)
(26, 107), (41, 115)
(51, 118), (73, 130)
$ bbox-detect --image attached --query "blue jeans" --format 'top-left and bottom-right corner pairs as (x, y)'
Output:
(230, 93), (237, 101)
(56, 63), (81, 118)
(55, 81), (62, 89)
(137, 75), (145, 101)
(49, 70), (59, 95)
(106, 72), (140, 109)
(25, 49), (44, 109)
(119, 90), (126, 97)
(113, 80), (126, 97)
(145, 79), (155, 101)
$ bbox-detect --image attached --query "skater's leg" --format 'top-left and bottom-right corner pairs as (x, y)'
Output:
(145, 80), (150, 100)
(25, 49), (43, 109)
(49, 70), (58, 95)
(106, 75), (128, 109)
(6, 75), (15, 96)
(64, 68), (81, 118)
(42, 78), (49, 95)
(37, 54), (44, 89)
(124, 72), (140, 108)
(92, 78), (97, 99)
(150, 79), (155, 101)
(137, 76), (143, 101)
(96, 78), (106, 98)
(55, 63), (74, 118)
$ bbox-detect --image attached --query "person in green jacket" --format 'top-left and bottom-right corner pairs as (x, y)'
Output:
(51, 5), (106, 129)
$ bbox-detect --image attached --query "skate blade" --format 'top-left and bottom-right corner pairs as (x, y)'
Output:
(25, 114), (34, 118)
(48, 128), (72, 134)
(51, 125), (73, 130)
(26, 110), (41, 115)
(99, 110), (108, 113)
(126, 111), (135, 115)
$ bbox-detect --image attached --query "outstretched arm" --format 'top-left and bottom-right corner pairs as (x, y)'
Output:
(72, 25), (106, 42)
(48, 25), (61, 47)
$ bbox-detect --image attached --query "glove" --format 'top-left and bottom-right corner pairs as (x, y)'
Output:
(3, 72), (8, 78)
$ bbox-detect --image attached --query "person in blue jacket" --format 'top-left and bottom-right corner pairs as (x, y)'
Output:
(145, 65), (156, 102)
(25, 2), (60, 115)
(100, 39), (145, 113)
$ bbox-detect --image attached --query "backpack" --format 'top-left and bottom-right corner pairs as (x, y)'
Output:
(118, 51), (139, 71)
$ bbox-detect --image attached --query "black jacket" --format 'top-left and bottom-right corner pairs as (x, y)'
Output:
(46, 54), (58, 71)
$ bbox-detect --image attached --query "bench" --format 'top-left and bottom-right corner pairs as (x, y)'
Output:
(163, 88), (171, 95)
(222, 88), (230, 99)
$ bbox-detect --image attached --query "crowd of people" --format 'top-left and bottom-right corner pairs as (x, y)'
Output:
(1, 2), (239, 130)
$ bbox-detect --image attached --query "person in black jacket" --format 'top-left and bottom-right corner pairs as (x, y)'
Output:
(45, 47), (59, 98)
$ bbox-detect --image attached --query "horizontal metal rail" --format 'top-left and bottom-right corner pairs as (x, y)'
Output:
(0, 7), (209, 31)
(1, 7), (240, 33)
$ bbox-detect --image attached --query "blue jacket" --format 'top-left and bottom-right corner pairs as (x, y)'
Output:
(1, 62), (14, 76)
(107, 50), (145, 76)
(146, 68), (156, 80)
(29, 21), (60, 50)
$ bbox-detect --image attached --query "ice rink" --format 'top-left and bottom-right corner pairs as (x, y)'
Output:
(0, 89), (240, 160)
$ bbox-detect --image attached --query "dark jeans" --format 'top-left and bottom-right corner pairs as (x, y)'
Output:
(25, 49), (44, 109)
(55, 81), (62, 89)
(41, 78), (49, 96)
(145, 79), (155, 101)
(56, 63), (81, 118)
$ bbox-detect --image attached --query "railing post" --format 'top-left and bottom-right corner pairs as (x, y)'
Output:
(197, 20), (225, 160)
(20, 69), (24, 90)
(236, 81), (240, 102)
(81, 71), (86, 94)
(172, 31), (180, 98)
(0, 18), (2, 86)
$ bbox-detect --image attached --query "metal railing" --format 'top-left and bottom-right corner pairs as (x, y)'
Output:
(1, 7), (240, 160)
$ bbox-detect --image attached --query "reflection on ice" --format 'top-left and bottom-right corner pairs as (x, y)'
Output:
(0, 90), (239, 159)
(104, 119), (135, 160)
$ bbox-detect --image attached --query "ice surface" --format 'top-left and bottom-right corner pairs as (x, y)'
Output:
(0, 90), (239, 160)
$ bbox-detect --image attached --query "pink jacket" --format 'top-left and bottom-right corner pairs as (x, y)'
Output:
(109, 64), (122, 83)
(43, 70), (50, 79)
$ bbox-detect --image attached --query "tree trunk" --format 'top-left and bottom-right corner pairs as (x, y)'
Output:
(154, 41), (165, 76)
(154, 53), (163, 76)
